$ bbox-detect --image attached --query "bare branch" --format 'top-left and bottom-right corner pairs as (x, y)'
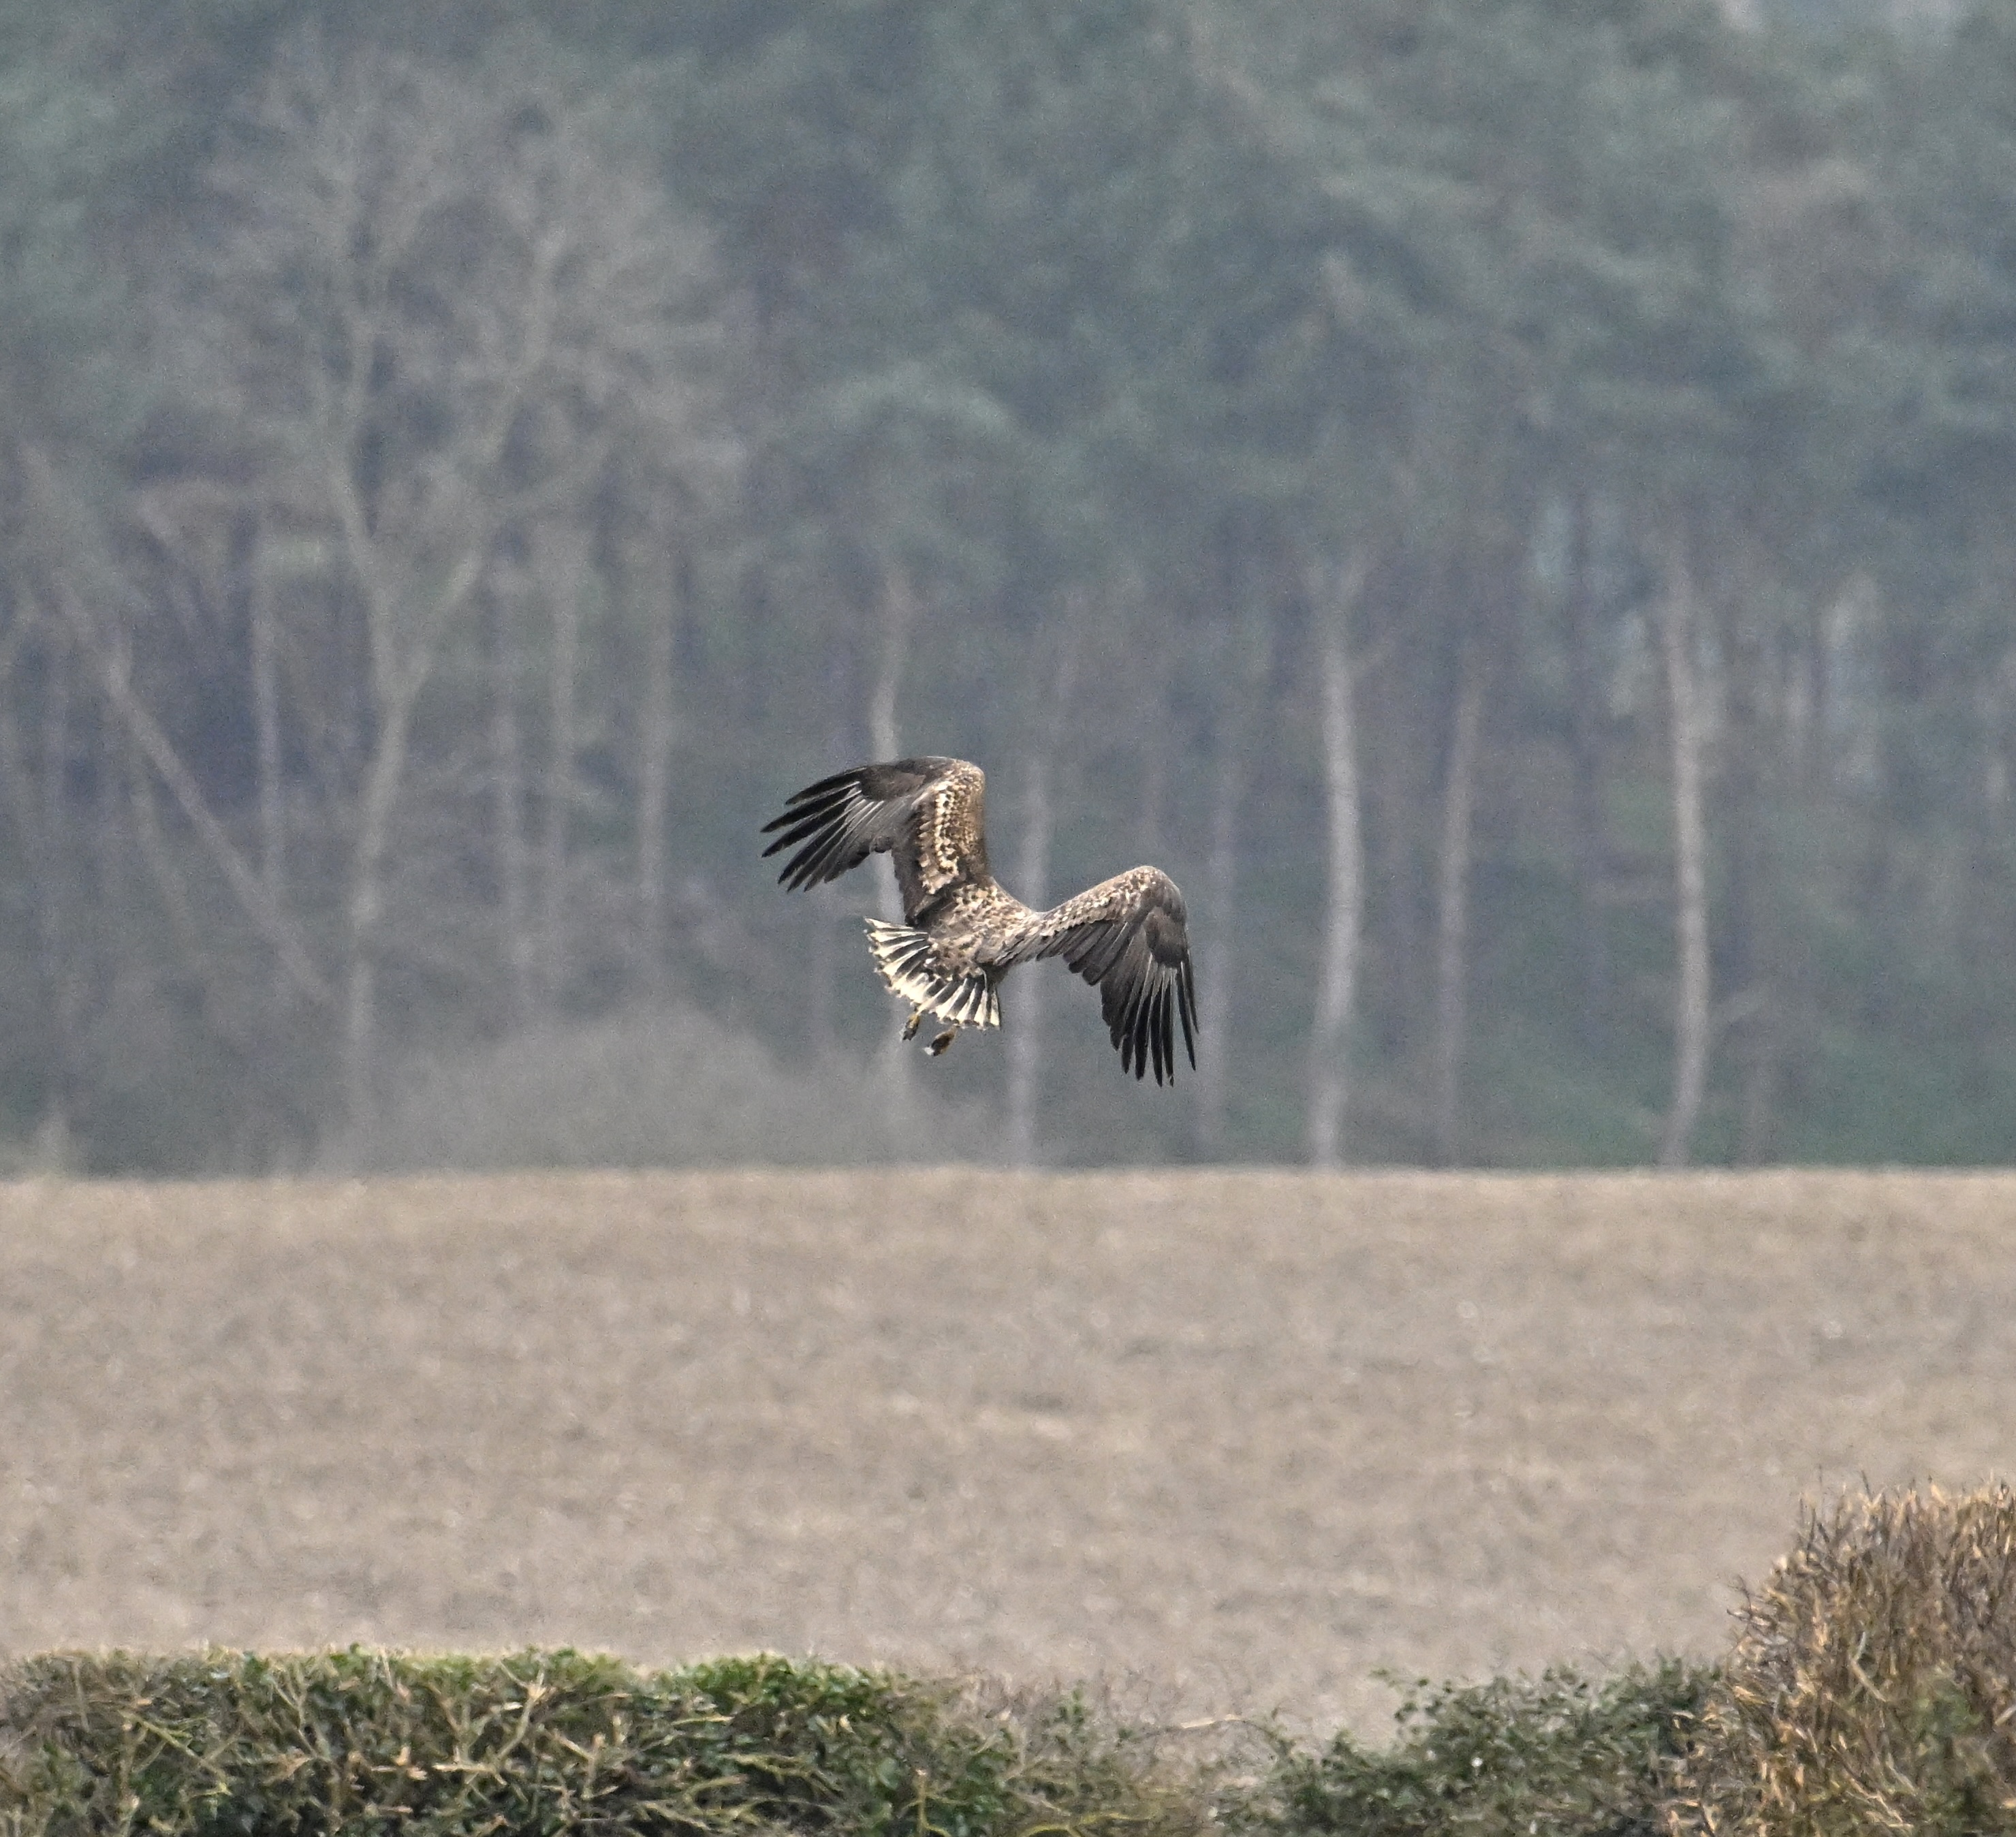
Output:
(53, 581), (334, 1009)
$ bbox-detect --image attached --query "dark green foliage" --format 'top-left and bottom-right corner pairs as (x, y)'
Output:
(1231, 1663), (1714, 1837)
(10, 0), (2016, 1169)
(0, 1648), (1203, 1837)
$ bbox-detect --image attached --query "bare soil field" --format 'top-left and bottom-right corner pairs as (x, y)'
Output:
(1, 1169), (2012, 1735)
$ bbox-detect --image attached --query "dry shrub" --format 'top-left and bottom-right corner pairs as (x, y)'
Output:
(1677, 1483), (2016, 1836)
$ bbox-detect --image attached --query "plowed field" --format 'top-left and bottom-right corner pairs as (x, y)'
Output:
(2, 1169), (2012, 1734)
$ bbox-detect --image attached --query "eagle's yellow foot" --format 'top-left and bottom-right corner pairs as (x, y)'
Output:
(927, 1026), (959, 1056)
(902, 1007), (926, 1042)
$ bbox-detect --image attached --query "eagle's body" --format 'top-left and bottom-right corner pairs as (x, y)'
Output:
(762, 756), (1197, 1084)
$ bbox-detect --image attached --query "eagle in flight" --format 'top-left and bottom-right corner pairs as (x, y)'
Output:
(763, 757), (1198, 1084)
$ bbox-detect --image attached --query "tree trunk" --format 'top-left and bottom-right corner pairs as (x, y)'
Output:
(1305, 556), (1368, 1169)
(37, 625), (77, 1145)
(868, 567), (915, 806)
(343, 744), (400, 1133)
(342, 599), (462, 1129)
(490, 587), (534, 1025)
(249, 533), (289, 1011)
(806, 629), (855, 1063)
(871, 564), (917, 1155)
(1193, 750), (1240, 1159)
(1658, 537), (1711, 1168)
(1194, 584), (1274, 1161)
(1564, 490), (1611, 1048)
(1714, 541), (1779, 1166)
(1432, 645), (1485, 1165)
(635, 547), (678, 994)
(1130, 583), (1175, 864)
(1003, 802), (1050, 1165)
(1005, 595), (1084, 1167)
(537, 525), (588, 1007)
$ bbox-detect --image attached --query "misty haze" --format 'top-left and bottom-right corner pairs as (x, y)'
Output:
(0, 0), (2009, 1171)
(9, 10), (2016, 1828)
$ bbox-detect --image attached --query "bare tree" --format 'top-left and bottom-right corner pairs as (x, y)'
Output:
(159, 33), (726, 1127)
(1658, 529), (1712, 1167)
(1431, 640), (1486, 1165)
(1304, 554), (1368, 1169)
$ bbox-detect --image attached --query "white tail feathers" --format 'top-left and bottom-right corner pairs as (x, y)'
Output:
(864, 920), (1001, 1029)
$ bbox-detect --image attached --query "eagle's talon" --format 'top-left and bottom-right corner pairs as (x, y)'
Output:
(901, 1008), (926, 1042)
(927, 1026), (958, 1056)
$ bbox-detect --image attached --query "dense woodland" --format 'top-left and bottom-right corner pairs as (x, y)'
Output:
(4, 0), (2016, 1170)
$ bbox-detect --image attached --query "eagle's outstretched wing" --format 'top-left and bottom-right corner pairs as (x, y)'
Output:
(1004, 866), (1199, 1084)
(761, 757), (989, 922)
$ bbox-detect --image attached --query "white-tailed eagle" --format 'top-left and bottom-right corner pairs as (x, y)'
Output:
(763, 756), (1198, 1084)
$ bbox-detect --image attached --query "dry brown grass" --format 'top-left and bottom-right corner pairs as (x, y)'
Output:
(1678, 1484), (2016, 1834)
(1, 1170), (2013, 1736)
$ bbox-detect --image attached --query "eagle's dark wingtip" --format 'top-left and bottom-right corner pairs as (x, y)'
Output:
(762, 766), (866, 838)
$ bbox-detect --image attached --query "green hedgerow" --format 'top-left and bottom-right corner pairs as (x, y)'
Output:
(0, 1648), (1206, 1837)
(9, 1487), (2016, 1837)
(1225, 1661), (1714, 1837)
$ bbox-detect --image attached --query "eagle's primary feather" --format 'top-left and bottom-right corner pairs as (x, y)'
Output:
(762, 755), (1197, 1083)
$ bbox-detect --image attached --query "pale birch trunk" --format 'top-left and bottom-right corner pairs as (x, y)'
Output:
(340, 553), (489, 1127)
(1564, 491), (1611, 1047)
(537, 526), (588, 1007)
(871, 565), (917, 1155)
(38, 628), (76, 1144)
(1304, 557), (1368, 1169)
(634, 553), (678, 992)
(490, 589), (534, 1024)
(868, 567), (915, 813)
(1714, 548), (1778, 1165)
(1005, 597), (1084, 1166)
(342, 729), (405, 1130)
(343, 623), (473, 1123)
(0, 612), (60, 1147)
(1658, 539), (1711, 1168)
(805, 642), (854, 1063)
(1193, 748), (1242, 1160)
(249, 536), (288, 1009)
(1004, 779), (1052, 1164)
(1194, 594), (1272, 1159)
(326, 380), (495, 1122)
(1432, 648), (1485, 1165)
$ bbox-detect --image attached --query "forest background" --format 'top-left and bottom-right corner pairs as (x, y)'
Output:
(4, 0), (2013, 1174)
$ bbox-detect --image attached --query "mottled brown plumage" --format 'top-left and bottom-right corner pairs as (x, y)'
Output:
(762, 756), (1197, 1083)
